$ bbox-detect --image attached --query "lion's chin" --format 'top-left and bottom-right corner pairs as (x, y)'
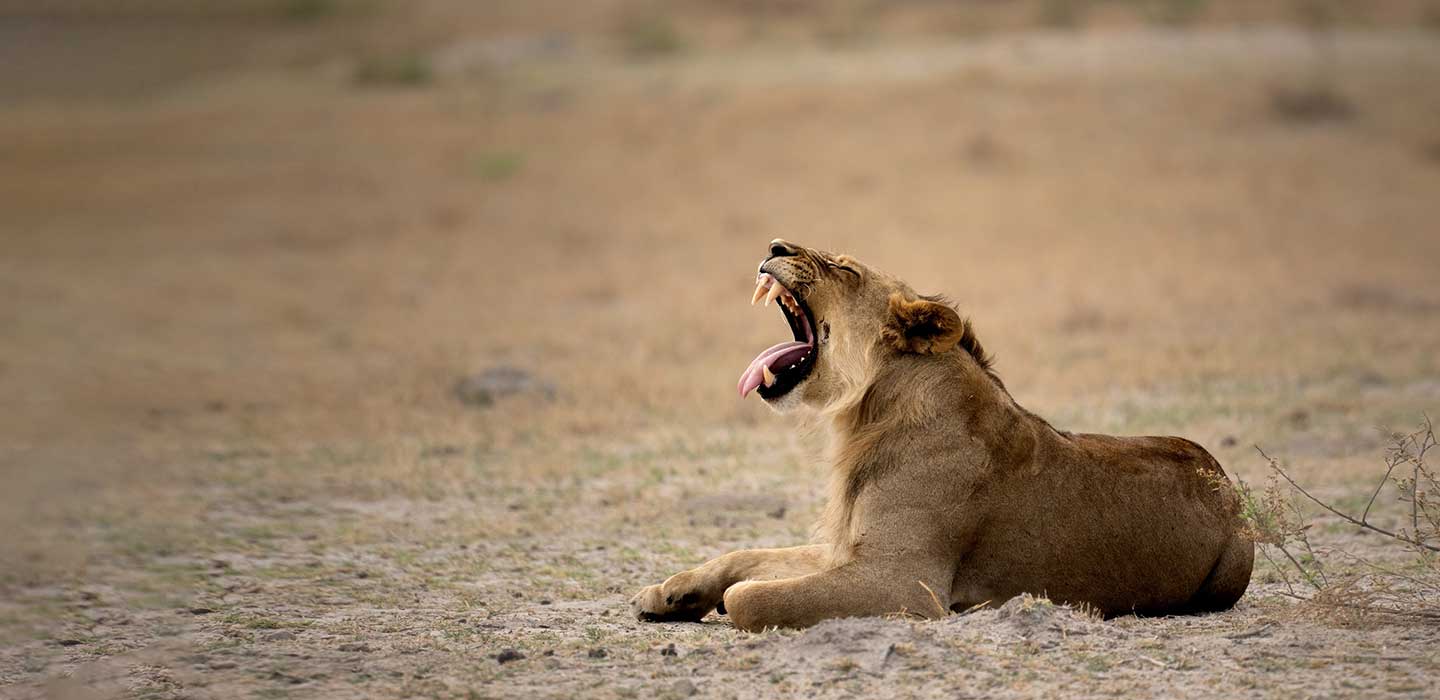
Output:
(760, 385), (807, 413)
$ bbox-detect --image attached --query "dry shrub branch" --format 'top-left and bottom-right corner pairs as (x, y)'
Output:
(1224, 417), (1439, 620)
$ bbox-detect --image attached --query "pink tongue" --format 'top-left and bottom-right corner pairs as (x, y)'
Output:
(737, 341), (812, 398)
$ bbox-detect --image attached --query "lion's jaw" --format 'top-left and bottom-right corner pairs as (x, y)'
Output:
(737, 265), (820, 412)
(738, 240), (901, 413)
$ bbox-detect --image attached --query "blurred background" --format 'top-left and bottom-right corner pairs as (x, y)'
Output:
(2, 0), (1440, 694)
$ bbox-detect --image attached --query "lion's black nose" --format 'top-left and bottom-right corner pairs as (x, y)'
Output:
(768, 239), (799, 258)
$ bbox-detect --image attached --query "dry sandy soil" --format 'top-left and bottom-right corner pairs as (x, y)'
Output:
(3, 2), (1440, 698)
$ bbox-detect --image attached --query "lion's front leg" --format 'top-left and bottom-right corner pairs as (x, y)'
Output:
(631, 545), (830, 622)
(722, 555), (954, 631)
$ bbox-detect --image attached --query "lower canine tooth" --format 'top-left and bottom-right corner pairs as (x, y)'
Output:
(762, 365), (776, 387)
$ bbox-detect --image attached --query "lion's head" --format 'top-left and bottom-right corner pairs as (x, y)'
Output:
(738, 239), (991, 412)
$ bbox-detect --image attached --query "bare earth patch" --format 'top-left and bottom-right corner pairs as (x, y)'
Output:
(3, 3), (1440, 698)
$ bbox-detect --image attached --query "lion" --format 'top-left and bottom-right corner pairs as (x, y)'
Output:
(631, 239), (1254, 631)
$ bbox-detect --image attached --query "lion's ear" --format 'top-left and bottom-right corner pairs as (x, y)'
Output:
(884, 293), (964, 355)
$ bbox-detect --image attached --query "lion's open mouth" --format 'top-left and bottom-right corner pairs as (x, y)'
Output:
(738, 273), (817, 400)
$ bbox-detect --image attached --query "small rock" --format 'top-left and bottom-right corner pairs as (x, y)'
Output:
(56, 639), (83, 647)
(420, 444), (464, 459)
(495, 649), (524, 664)
(543, 650), (555, 657)
(454, 366), (556, 408)
(263, 631), (296, 642)
(961, 132), (1005, 165)
(208, 660), (238, 670)
(587, 648), (607, 659)
(659, 643), (677, 657)
(188, 607), (215, 615)
(673, 679), (697, 696)
(338, 642), (372, 652)
(767, 505), (787, 519)
(1219, 436), (1238, 448)
(268, 670), (305, 685)
(539, 599), (552, 606)
(1355, 370), (1388, 387)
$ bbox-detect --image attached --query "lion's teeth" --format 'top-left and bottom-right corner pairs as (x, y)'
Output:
(764, 283), (785, 307)
(762, 365), (776, 387)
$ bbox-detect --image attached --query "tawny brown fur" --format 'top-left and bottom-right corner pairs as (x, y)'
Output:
(631, 240), (1253, 630)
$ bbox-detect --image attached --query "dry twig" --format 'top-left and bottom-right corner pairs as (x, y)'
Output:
(1254, 444), (1438, 553)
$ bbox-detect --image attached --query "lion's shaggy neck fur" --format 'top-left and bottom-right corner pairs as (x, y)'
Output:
(921, 295), (999, 388)
(953, 318), (1000, 388)
(817, 344), (1037, 561)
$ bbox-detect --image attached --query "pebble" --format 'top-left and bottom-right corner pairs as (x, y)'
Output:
(454, 367), (556, 407)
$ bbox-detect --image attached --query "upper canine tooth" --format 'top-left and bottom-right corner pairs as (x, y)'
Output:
(748, 275), (771, 305)
(762, 364), (776, 387)
(764, 283), (785, 307)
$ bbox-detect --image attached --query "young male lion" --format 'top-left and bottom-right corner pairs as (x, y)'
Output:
(632, 240), (1253, 631)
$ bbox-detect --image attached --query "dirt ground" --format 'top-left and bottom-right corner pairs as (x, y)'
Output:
(3, 2), (1440, 698)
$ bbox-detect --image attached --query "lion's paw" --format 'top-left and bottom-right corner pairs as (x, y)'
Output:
(630, 573), (721, 623)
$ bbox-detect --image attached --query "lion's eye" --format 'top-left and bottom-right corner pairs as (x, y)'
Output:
(824, 261), (860, 279)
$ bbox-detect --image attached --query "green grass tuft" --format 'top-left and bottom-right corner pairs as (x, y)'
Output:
(474, 152), (525, 182)
(618, 11), (685, 58)
(354, 53), (433, 87)
(279, 0), (338, 22)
